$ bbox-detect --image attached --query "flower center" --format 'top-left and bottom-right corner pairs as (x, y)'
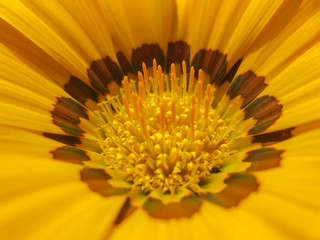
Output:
(95, 60), (236, 193)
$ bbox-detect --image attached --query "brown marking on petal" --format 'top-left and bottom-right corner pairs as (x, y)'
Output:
(227, 71), (267, 108)
(202, 173), (259, 208)
(103, 198), (137, 240)
(243, 148), (284, 171)
(117, 51), (134, 75)
(51, 97), (88, 136)
(143, 195), (202, 219)
(43, 132), (81, 146)
(114, 198), (137, 225)
(166, 40), (190, 73)
(245, 96), (282, 134)
(253, 127), (295, 146)
(65, 76), (99, 104)
(51, 146), (90, 164)
(219, 59), (242, 86)
(131, 43), (165, 72)
(88, 57), (124, 95)
(80, 168), (129, 197)
(211, 59), (243, 108)
(191, 49), (227, 85)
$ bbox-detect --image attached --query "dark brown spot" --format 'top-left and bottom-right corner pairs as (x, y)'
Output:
(228, 71), (267, 108)
(65, 76), (99, 104)
(114, 198), (137, 225)
(166, 40), (190, 73)
(191, 49), (227, 85)
(244, 148), (284, 171)
(202, 173), (259, 208)
(131, 43), (165, 72)
(51, 97), (88, 136)
(253, 127), (295, 146)
(143, 195), (202, 219)
(210, 167), (221, 174)
(245, 95), (282, 134)
(117, 51), (134, 75)
(43, 132), (81, 146)
(80, 168), (129, 197)
(51, 146), (90, 164)
(88, 57), (124, 95)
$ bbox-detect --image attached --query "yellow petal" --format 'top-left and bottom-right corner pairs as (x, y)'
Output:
(222, 0), (283, 64)
(0, 101), (62, 133)
(0, 126), (61, 157)
(0, 0), (101, 77)
(185, 0), (283, 67)
(56, 0), (117, 59)
(0, 155), (83, 200)
(96, 0), (177, 57)
(201, 201), (291, 240)
(240, 192), (320, 240)
(0, 44), (69, 102)
(255, 129), (320, 210)
(246, 23), (320, 132)
(0, 154), (127, 240)
(0, 19), (78, 87)
(0, 178), (126, 240)
(238, 1), (320, 78)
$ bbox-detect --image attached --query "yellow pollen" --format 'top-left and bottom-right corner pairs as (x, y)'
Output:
(95, 60), (235, 194)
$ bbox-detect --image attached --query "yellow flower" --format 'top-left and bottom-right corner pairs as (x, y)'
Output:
(1, 0), (320, 239)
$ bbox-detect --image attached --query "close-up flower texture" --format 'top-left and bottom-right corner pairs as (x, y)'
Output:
(0, 0), (320, 239)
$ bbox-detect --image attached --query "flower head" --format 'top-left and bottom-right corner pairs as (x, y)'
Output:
(1, 0), (320, 239)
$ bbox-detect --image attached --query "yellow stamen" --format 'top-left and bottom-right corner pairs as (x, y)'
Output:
(153, 59), (158, 92)
(132, 93), (140, 120)
(123, 76), (132, 103)
(139, 101), (149, 140)
(158, 65), (163, 95)
(197, 70), (203, 115)
(171, 63), (181, 96)
(188, 66), (195, 94)
(142, 62), (149, 93)
(138, 71), (146, 100)
(160, 103), (165, 132)
(171, 100), (176, 130)
(204, 84), (211, 121)
(182, 60), (187, 93)
(122, 95), (132, 120)
(95, 61), (234, 193)
(190, 96), (195, 136)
